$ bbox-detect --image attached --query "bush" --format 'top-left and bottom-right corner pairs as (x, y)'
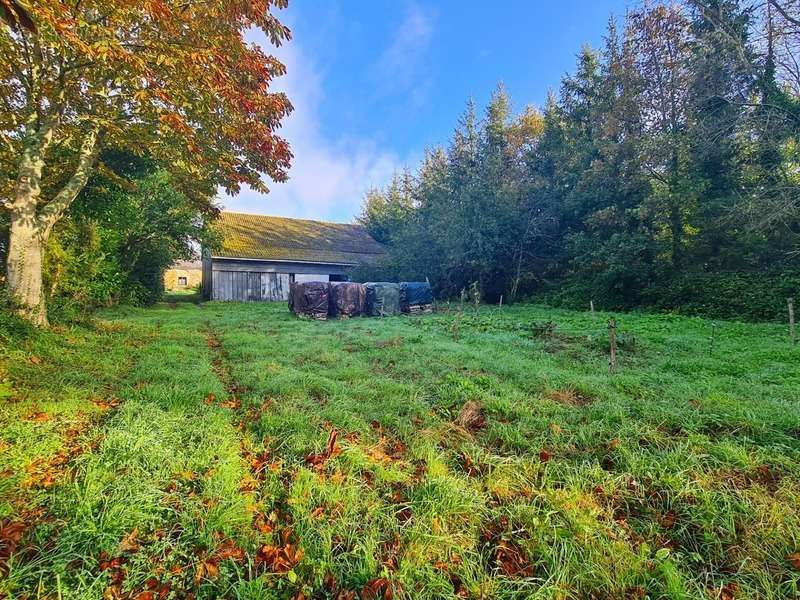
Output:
(542, 270), (800, 322)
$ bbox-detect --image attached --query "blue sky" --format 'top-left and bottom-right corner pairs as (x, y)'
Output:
(224, 0), (632, 222)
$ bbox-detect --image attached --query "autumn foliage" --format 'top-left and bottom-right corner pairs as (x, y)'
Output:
(1, 0), (293, 323)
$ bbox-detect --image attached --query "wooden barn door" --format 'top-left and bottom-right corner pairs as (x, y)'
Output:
(212, 270), (290, 301)
(260, 273), (289, 301)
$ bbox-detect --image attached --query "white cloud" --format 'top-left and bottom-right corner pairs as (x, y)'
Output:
(373, 4), (434, 98)
(221, 27), (403, 222)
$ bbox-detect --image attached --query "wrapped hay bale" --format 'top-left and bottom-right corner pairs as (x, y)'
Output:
(290, 281), (330, 320)
(330, 282), (366, 318)
(400, 281), (433, 314)
(364, 282), (400, 317)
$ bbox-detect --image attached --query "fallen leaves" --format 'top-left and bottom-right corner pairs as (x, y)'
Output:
(495, 539), (534, 578)
(93, 397), (122, 411)
(256, 537), (304, 573)
(361, 577), (399, 600)
(24, 410), (51, 422)
(203, 392), (241, 410)
(305, 429), (341, 469)
(459, 452), (480, 477)
(720, 582), (738, 600)
(194, 559), (220, 585)
(0, 519), (25, 575)
(117, 528), (140, 554)
(481, 518), (534, 579)
(789, 551), (800, 570)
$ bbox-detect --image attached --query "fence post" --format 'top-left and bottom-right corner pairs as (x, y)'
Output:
(608, 319), (617, 373)
(789, 297), (797, 345)
(590, 300), (596, 321)
(709, 321), (717, 355)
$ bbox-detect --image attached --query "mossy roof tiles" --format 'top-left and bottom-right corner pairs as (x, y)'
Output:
(212, 211), (385, 265)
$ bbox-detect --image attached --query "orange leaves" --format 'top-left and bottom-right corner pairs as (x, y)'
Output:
(203, 392), (241, 410)
(256, 527), (304, 574)
(720, 582), (738, 600)
(239, 474), (259, 492)
(191, 536), (246, 585)
(24, 410), (51, 422)
(253, 512), (275, 535)
(481, 518), (534, 579)
(459, 452), (480, 477)
(213, 539), (245, 563)
(193, 559), (220, 585)
(0, 519), (25, 575)
(305, 429), (341, 470)
(789, 552), (800, 570)
(93, 397), (122, 411)
(117, 528), (140, 554)
(494, 540), (534, 578)
(99, 550), (127, 596)
(361, 577), (401, 600)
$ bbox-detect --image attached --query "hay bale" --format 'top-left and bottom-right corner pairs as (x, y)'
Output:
(400, 281), (433, 314)
(290, 281), (330, 320)
(364, 282), (400, 317)
(330, 282), (366, 318)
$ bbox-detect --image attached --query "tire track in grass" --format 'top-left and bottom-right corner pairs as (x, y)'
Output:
(203, 327), (305, 591)
(3, 311), (253, 599)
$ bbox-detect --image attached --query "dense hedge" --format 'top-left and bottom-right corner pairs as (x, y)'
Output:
(542, 271), (800, 322)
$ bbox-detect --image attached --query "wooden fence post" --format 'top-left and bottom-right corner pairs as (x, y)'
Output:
(789, 297), (796, 345)
(608, 319), (617, 373)
(709, 321), (717, 355)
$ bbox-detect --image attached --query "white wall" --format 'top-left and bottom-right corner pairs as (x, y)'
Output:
(294, 273), (329, 283)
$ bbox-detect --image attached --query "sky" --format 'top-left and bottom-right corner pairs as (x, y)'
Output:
(222, 0), (632, 223)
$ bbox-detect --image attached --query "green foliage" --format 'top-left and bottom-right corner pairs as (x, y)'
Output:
(359, 3), (800, 318)
(41, 152), (216, 319)
(544, 270), (800, 322)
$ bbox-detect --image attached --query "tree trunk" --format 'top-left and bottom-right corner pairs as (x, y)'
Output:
(4, 122), (101, 326)
(670, 201), (682, 268)
(6, 210), (47, 326)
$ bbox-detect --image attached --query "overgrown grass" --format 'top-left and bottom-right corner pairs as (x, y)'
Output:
(1, 302), (798, 599)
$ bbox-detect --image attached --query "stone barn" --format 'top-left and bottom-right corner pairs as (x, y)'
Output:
(164, 260), (202, 291)
(202, 211), (385, 302)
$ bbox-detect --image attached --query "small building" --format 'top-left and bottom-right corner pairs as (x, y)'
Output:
(202, 211), (385, 302)
(164, 259), (202, 291)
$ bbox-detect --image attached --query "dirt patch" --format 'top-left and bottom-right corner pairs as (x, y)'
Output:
(455, 400), (487, 432)
(715, 465), (785, 494)
(545, 387), (595, 407)
(375, 337), (402, 349)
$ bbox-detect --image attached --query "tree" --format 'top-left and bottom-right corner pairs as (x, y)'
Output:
(629, 3), (699, 268)
(358, 170), (415, 245)
(1, 0), (292, 324)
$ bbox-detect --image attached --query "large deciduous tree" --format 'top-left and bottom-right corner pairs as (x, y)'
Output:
(0, 0), (293, 325)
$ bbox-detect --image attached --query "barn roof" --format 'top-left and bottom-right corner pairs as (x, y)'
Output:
(211, 211), (385, 265)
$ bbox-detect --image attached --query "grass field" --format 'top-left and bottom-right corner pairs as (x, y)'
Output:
(1, 301), (799, 600)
